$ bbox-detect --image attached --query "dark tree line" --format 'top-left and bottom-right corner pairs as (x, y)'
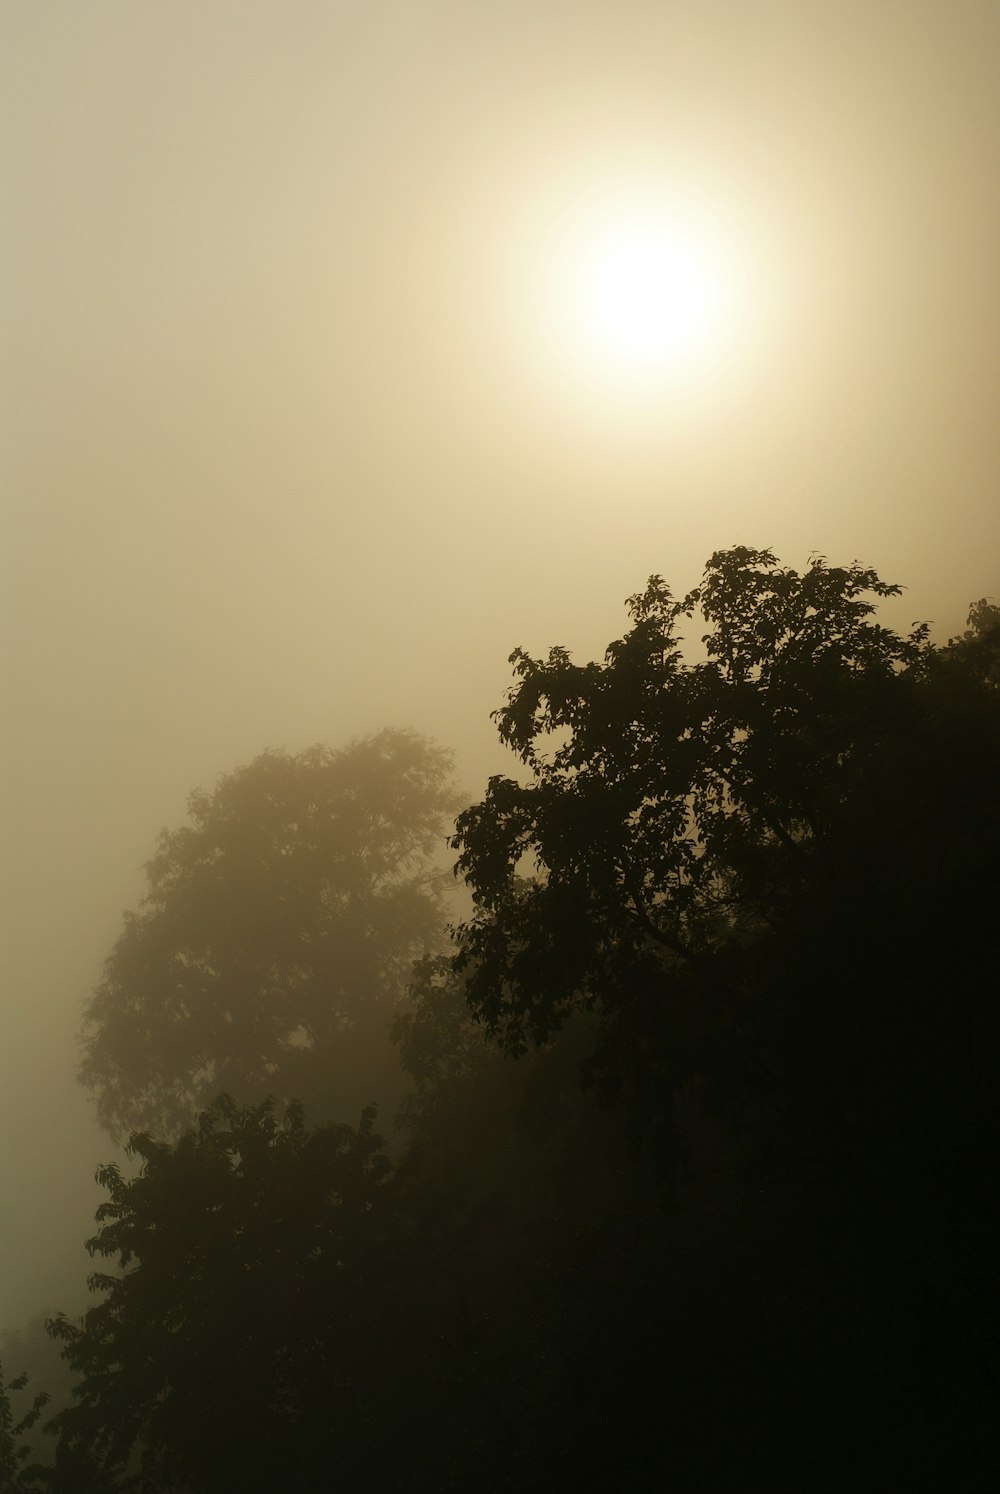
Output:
(11, 549), (1000, 1491)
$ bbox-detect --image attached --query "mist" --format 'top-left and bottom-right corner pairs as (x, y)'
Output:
(2, 3), (998, 1488)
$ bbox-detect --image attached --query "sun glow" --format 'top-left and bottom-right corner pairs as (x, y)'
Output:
(536, 179), (754, 398)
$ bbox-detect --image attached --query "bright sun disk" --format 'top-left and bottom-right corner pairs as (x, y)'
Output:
(536, 180), (751, 397)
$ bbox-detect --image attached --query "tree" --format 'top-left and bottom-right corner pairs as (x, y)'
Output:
(946, 595), (1000, 689)
(0, 1361), (48, 1494)
(447, 546), (1000, 1484)
(451, 546), (999, 1157)
(81, 729), (457, 1137)
(47, 1099), (393, 1494)
(391, 956), (674, 1492)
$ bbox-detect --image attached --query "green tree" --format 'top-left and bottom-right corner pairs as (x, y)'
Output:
(48, 1099), (392, 1494)
(81, 729), (457, 1137)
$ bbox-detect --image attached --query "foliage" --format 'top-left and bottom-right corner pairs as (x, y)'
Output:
(47, 1098), (392, 1494)
(0, 1320), (84, 1493)
(451, 549), (992, 1063)
(81, 729), (457, 1137)
(40, 551), (1000, 1491)
(391, 954), (506, 1131)
(455, 549), (921, 1032)
(442, 546), (1000, 1484)
(390, 957), (671, 1492)
(0, 1361), (48, 1494)
(947, 595), (1000, 689)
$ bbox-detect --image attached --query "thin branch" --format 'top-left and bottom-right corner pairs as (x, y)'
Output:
(623, 879), (696, 964)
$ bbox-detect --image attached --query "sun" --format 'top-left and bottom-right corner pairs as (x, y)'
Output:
(535, 179), (752, 397)
(581, 219), (717, 360)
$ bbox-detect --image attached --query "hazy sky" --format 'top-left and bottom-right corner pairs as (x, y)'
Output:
(3, 0), (998, 1327)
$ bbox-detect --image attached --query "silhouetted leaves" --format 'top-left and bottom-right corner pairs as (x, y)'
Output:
(0, 1361), (49, 1493)
(444, 546), (1000, 1486)
(47, 1099), (392, 1494)
(452, 548), (996, 1147)
(39, 554), (1000, 1490)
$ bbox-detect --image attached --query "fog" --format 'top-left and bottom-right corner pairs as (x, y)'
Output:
(2, 0), (998, 1339)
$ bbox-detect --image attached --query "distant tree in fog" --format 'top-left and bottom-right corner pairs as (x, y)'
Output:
(81, 729), (457, 1137)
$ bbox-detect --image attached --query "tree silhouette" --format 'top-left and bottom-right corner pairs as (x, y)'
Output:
(45, 552), (998, 1491)
(0, 1360), (48, 1494)
(48, 1099), (392, 1494)
(445, 546), (1000, 1485)
(451, 547), (998, 1145)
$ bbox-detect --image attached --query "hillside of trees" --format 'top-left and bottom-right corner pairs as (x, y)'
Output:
(3, 547), (998, 1492)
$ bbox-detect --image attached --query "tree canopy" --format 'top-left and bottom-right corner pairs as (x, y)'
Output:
(47, 1099), (392, 1494)
(81, 729), (457, 1137)
(439, 547), (1000, 1485)
(35, 554), (1000, 1491)
(451, 547), (999, 1164)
